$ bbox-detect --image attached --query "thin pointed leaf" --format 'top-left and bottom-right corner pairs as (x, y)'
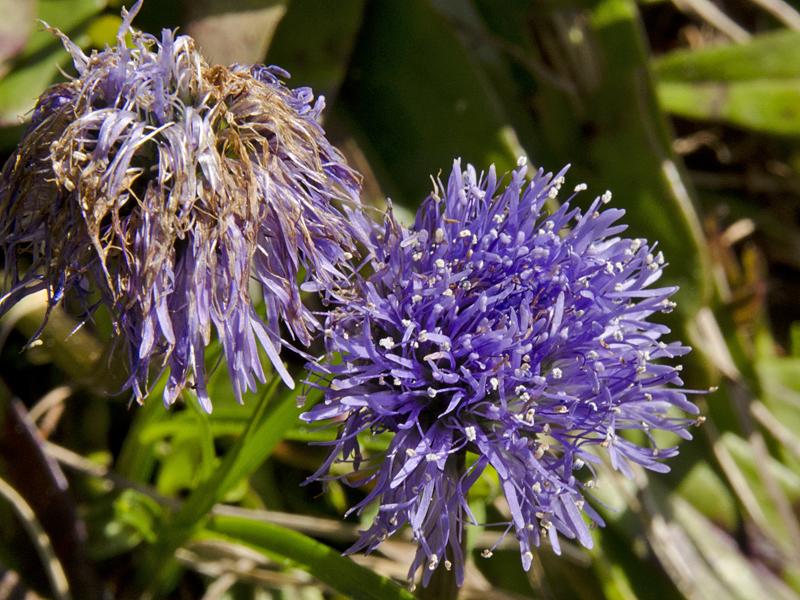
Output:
(204, 515), (414, 600)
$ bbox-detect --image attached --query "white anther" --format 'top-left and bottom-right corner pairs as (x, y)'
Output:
(574, 183), (587, 192)
(427, 387), (437, 398)
(601, 190), (612, 204)
(434, 258), (446, 269)
(551, 367), (563, 379)
(465, 426), (477, 441)
(378, 336), (395, 349)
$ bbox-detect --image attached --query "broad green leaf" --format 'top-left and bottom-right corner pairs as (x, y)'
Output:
(652, 31), (800, 136)
(657, 80), (800, 136)
(266, 0), (366, 99)
(183, 0), (287, 66)
(204, 514), (414, 600)
(653, 30), (800, 82)
(337, 0), (520, 206)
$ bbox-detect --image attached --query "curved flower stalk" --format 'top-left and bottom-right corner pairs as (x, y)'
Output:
(303, 159), (703, 587)
(0, 2), (363, 411)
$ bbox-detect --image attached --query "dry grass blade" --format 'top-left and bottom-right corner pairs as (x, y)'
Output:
(0, 476), (70, 600)
(671, 0), (751, 42)
(751, 400), (800, 461)
(748, 0), (800, 30)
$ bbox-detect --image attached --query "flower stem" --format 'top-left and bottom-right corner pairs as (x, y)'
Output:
(418, 452), (466, 600)
(419, 564), (459, 600)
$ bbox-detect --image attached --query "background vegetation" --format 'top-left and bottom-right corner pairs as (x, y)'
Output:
(1, 0), (799, 598)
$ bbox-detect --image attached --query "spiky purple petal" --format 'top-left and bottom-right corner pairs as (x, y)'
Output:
(303, 159), (701, 586)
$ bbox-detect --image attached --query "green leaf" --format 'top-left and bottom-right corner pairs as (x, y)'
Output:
(670, 495), (798, 600)
(142, 377), (309, 595)
(116, 373), (171, 482)
(653, 30), (800, 82)
(183, 0), (287, 66)
(652, 31), (800, 136)
(0, 0), (35, 68)
(468, 0), (712, 318)
(266, 0), (366, 98)
(657, 80), (800, 136)
(111, 489), (162, 545)
(0, 0), (107, 125)
(204, 514), (415, 600)
(337, 0), (521, 206)
(722, 432), (800, 555)
(676, 461), (738, 531)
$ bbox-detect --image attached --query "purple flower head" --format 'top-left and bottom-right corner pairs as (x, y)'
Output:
(303, 159), (702, 587)
(0, 2), (364, 411)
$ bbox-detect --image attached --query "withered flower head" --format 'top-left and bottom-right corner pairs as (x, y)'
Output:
(0, 2), (363, 411)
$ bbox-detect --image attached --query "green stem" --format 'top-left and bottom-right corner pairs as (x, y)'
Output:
(138, 376), (305, 597)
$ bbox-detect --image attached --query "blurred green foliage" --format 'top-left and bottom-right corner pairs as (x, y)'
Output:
(1, 0), (800, 598)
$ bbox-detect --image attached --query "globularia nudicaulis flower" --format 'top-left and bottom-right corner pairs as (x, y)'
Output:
(0, 3), (363, 411)
(303, 159), (703, 588)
